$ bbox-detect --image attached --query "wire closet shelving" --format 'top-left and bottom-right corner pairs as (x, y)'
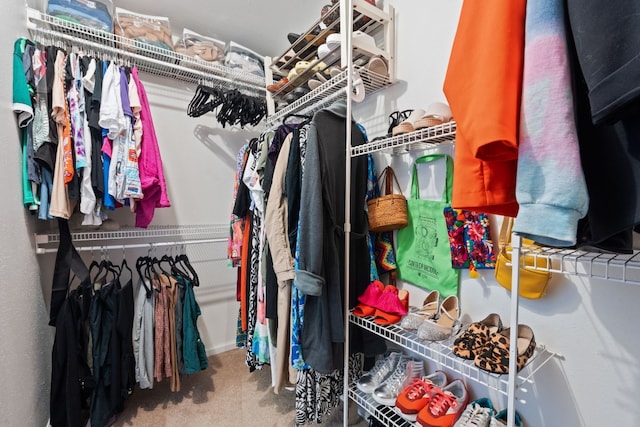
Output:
(26, 7), (265, 94)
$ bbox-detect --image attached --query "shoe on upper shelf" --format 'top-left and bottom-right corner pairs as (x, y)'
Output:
(474, 324), (536, 374)
(392, 102), (453, 136)
(372, 357), (425, 406)
(399, 289), (440, 330)
(416, 295), (462, 341)
(391, 108), (425, 136)
(356, 351), (403, 394)
(325, 30), (388, 59)
(452, 313), (503, 360)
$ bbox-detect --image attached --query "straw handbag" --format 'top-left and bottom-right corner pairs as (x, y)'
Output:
(367, 166), (408, 233)
(494, 216), (551, 299)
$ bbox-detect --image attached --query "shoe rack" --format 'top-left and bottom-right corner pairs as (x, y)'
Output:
(25, 7), (265, 95)
(263, 0), (396, 125)
(346, 126), (559, 427)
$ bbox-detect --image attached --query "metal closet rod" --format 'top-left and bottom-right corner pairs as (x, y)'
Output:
(35, 237), (227, 255)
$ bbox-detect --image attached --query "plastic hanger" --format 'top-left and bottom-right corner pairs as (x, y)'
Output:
(176, 253), (200, 287)
(135, 256), (153, 297)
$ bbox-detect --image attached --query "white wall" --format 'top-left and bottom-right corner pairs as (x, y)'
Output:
(353, 1), (640, 426)
(0, 4), (53, 426)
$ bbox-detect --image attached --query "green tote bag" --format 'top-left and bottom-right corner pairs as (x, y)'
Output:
(396, 154), (460, 297)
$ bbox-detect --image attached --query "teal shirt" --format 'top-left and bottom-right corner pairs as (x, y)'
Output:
(180, 276), (208, 374)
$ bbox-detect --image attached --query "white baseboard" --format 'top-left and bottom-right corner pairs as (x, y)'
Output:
(206, 341), (238, 356)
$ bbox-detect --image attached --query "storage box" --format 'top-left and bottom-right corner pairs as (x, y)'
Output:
(174, 28), (225, 63)
(47, 0), (114, 33)
(114, 7), (174, 53)
(224, 41), (264, 77)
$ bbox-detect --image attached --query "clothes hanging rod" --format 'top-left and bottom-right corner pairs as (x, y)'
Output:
(35, 237), (226, 255)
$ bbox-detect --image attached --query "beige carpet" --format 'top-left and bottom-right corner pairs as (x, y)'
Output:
(112, 348), (368, 427)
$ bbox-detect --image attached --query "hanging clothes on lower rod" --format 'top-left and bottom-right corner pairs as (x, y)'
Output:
(48, 227), (208, 427)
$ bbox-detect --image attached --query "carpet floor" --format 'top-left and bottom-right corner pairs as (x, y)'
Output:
(111, 348), (368, 427)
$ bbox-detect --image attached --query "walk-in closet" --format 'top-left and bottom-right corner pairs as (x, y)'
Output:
(3, 1), (640, 427)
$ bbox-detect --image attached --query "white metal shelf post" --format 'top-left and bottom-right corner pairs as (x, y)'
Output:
(507, 233), (523, 427)
(342, 0), (355, 425)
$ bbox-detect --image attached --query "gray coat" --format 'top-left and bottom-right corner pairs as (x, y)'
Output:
(295, 101), (371, 374)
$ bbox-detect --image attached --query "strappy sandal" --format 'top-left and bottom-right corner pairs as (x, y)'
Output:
(400, 290), (440, 330)
(416, 295), (461, 341)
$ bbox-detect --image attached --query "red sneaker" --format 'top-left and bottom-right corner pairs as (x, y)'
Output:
(395, 371), (448, 422)
(416, 379), (468, 427)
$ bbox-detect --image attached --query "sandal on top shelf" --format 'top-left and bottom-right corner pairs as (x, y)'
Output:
(416, 295), (461, 341)
(392, 102), (453, 135)
(400, 289), (440, 330)
(414, 102), (453, 130)
(353, 280), (384, 317)
(392, 108), (426, 136)
(373, 285), (409, 325)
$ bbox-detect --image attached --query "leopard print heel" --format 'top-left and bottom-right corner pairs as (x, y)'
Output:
(473, 324), (536, 374)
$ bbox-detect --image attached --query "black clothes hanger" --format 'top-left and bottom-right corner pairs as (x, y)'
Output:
(118, 258), (133, 285)
(187, 85), (266, 128)
(158, 254), (175, 277)
(176, 253), (200, 287)
(135, 257), (153, 297)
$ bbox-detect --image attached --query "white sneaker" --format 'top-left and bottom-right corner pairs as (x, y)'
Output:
(454, 398), (495, 427)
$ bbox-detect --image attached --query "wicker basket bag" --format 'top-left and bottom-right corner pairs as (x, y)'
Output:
(367, 166), (408, 233)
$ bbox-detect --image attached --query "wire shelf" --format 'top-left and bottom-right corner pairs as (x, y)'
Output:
(26, 8), (265, 93)
(270, 0), (391, 76)
(348, 383), (412, 427)
(517, 246), (640, 284)
(352, 121), (457, 156)
(265, 67), (392, 126)
(349, 312), (556, 397)
(34, 224), (228, 254)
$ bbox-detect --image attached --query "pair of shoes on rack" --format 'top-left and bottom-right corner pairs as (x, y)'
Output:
(409, 378), (468, 427)
(353, 281), (409, 325)
(308, 66), (342, 90)
(454, 397), (523, 427)
(399, 289), (441, 330)
(357, 351), (426, 406)
(392, 102), (453, 136)
(370, 109), (413, 142)
(394, 371), (448, 422)
(453, 314), (536, 374)
(406, 295), (462, 341)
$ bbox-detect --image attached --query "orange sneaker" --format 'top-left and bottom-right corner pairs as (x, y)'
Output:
(395, 371), (448, 422)
(416, 379), (468, 427)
